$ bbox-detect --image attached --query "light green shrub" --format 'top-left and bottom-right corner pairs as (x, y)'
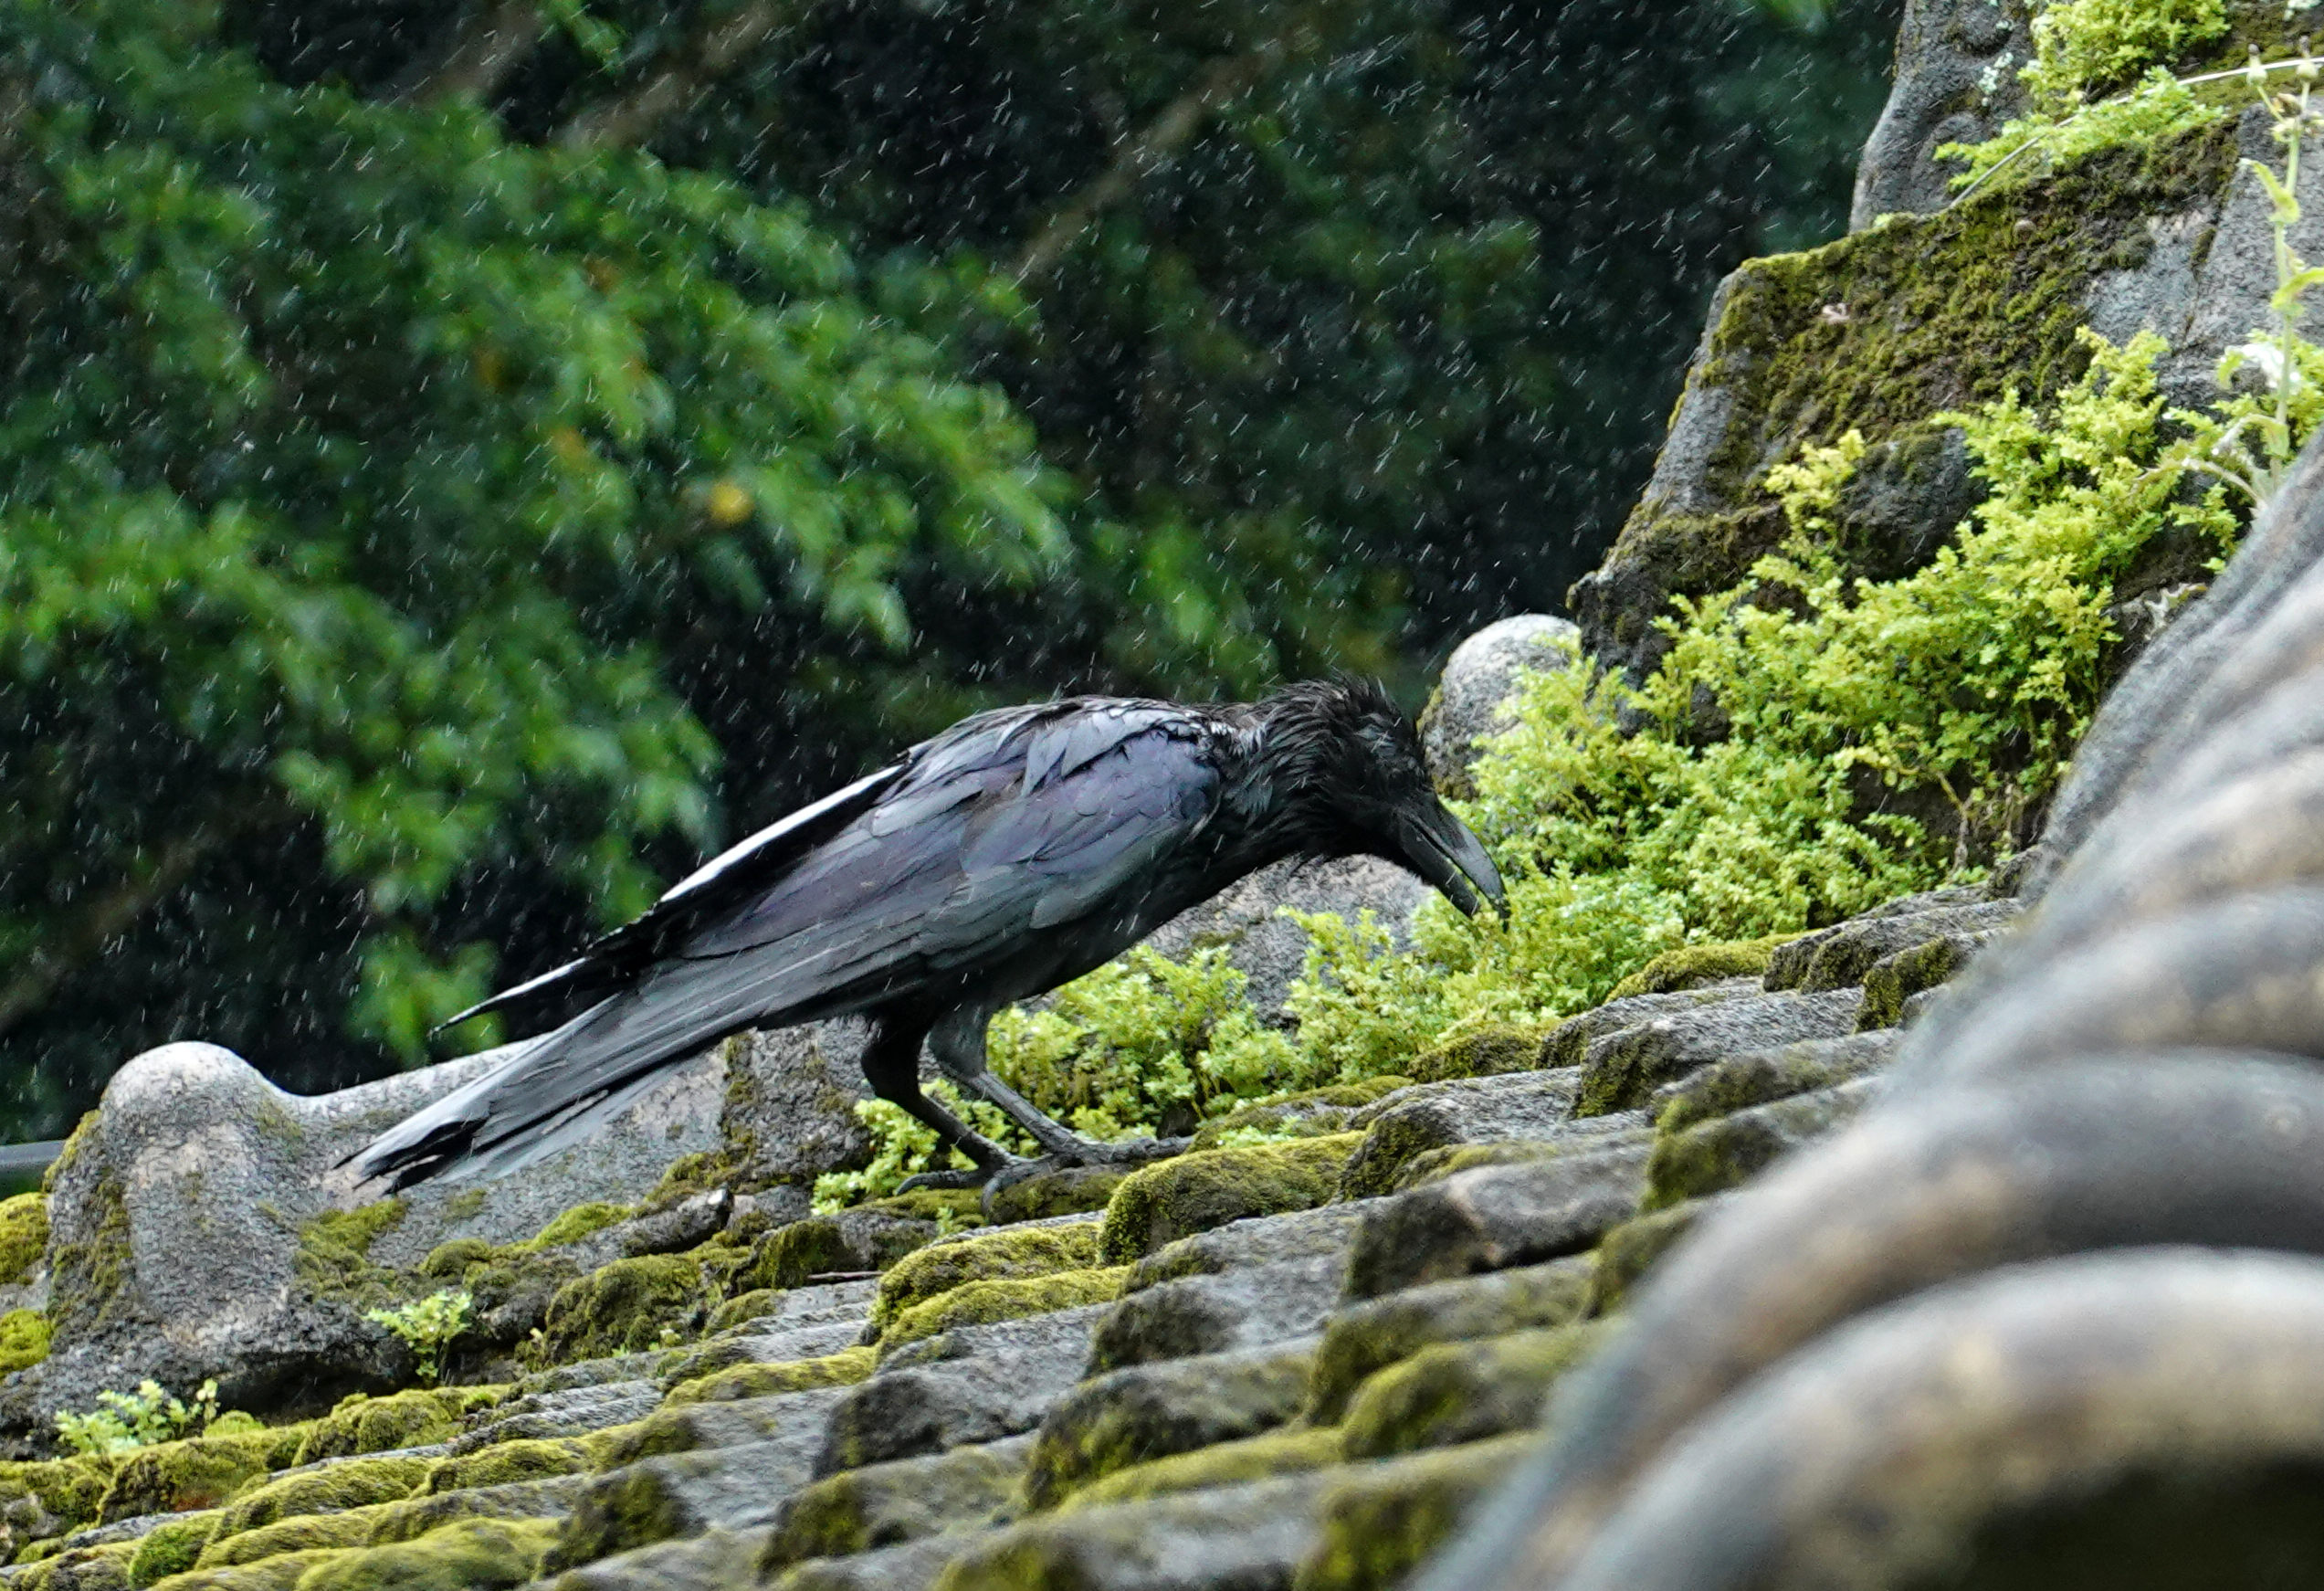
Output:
(363, 1291), (473, 1386)
(55, 1378), (221, 1455)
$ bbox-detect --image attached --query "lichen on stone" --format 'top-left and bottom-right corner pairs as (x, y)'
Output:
(870, 1221), (1101, 1335)
(1096, 1134), (1362, 1265)
(1306, 1257), (1595, 1425)
(283, 1516), (558, 1591)
(0, 1194), (50, 1286)
(879, 1267), (1129, 1351)
(1337, 1322), (1606, 1459)
(659, 1343), (874, 1408)
(1058, 1425), (1344, 1512)
(1607, 934), (1795, 1000)
(125, 1508), (222, 1585)
(1587, 1200), (1713, 1315)
(1293, 1432), (1536, 1591)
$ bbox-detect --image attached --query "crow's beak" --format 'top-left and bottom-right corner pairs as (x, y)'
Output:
(1397, 803), (1507, 919)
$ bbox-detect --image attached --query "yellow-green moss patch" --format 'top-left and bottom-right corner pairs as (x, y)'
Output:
(149, 1544), (348, 1590)
(289, 1517), (557, 1591)
(1407, 1027), (1551, 1084)
(0, 1454), (120, 1536)
(1608, 934), (1796, 1000)
(532, 1254), (710, 1364)
(1097, 1135), (1362, 1264)
(1295, 1433), (1535, 1591)
(419, 1438), (590, 1496)
(880, 1268), (1128, 1350)
(1339, 1323), (1606, 1459)
(516, 1203), (635, 1253)
(291, 1389), (470, 1466)
(195, 1510), (383, 1571)
(0, 1193), (50, 1285)
(660, 1344), (875, 1407)
(1190, 1080), (1414, 1151)
(16, 1539), (137, 1589)
(99, 1428), (307, 1522)
(0, 1308), (51, 1374)
(870, 1222), (1101, 1333)
(1060, 1425), (1344, 1512)
(213, 1457), (427, 1541)
(1588, 1201), (1712, 1315)
(127, 1510), (221, 1586)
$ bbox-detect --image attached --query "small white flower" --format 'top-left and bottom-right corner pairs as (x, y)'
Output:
(2233, 341), (2293, 389)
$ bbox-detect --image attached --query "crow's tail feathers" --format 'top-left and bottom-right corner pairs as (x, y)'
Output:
(343, 1001), (678, 1191)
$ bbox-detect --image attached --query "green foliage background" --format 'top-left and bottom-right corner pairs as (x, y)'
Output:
(0, 0), (1898, 1134)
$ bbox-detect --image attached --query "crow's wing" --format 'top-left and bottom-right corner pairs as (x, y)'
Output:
(352, 699), (1226, 1186)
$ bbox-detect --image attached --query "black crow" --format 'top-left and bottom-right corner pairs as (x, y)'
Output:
(350, 679), (1504, 1191)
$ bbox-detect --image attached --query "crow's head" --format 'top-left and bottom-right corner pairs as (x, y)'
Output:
(1259, 678), (1507, 916)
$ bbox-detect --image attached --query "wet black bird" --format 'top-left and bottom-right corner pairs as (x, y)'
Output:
(351, 679), (1504, 1191)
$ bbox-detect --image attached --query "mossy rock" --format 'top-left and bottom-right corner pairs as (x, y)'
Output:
(146, 1544), (349, 1590)
(533, 1254), (712, 1364)
(1294, 1432), (1535, 1591)
(1607, 934), (1797, 1000)
(1096, 1134), (1363, 1265)
(870, 1221), (1101, 1334)
(126, 1511), (221, 1586)
(1306, 1257), (1595, 1425)
(984, 1165), (1135, 1225)
(0, 1307), (52, 1374)
(195, 1510), (382, 1571)
(761, 1438), (1030, 1571)
(0, 1455), (120, 1536)
(213, 1457), (429, 1542)
(16, 1538), (138, 1590)
(291, 1389), (468, 1465)
(1383, 1140), (1569, 1192)
(880, 1268), (1129, 1350)
(1588, 1200), (1714, 1316)
(660, 1344), (875, 1408)
(1407, 1027), (1552, 1084)
(416, 1239), (493, 1281)
(288, 1517), (558, 1591)
(99, 1428), (306, 1522)
(0, 1193), (49, 1285)
(1189, 1080), (1415, 1151)
(418, 1439), (590, 1496)
(291, 1202), (408, 1313)
(1059, 1425), (1344, 1512)
(1339, 1323), (1606, 1460)
(701, 1289), (785, 1335)
(853, 1190), (984, 1227)
(748, 1214), (935, 1291)
(516, 1203), (636, 1253)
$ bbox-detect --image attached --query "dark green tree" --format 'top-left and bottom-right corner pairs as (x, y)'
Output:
(0, 0), (1898, 1135)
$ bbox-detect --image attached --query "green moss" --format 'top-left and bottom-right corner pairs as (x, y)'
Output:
(418, 1438), (590, 1496)
(0, 1307), (51, 1374)
(1060, 1425), (1344, 1512)
(41, 1115), (98, 1197)
(1339, 1323), (1606, 1460)
(516, 1203), (634, 1252)
(148, 1544), (349, 1589)
(0, 1193), (50, 1285)
(0, 1455), (120, 1535)
(702, 1289), (782, 1334)
(195, 1510), (381, 1570)
(127, 1510), (221, 1586)
(1588, 1202), (1711, 1315)
(1607, 934), (1796, 1000)
(416, 1239), (491, 1281)
(1293, 1432), (1536, 1591)
(870, 1221), (1101, 1333)
(16, 1539), (138, 1589)
(881, 1267), (1129, 1350)
(659, 1343), (875, 1408)
(748, 1214), (936, 1291)
(853, 1190), (985, 1227)
(983, 1165), (1134, 1225)
(290, 1389), (465, 1465)
(213, 1458), (428, 1541)
(640, 1152), (732, 1215)
(1406, 1027), (1549, 1085)
(97, 1428), (305, 1522)
(287, 1517), (558, 1591)
(1306, 1258), (1595, 1425)
(47, 1175), (132, 1337)
(761, 1440), (1028, 1572)
(291, 1202), (408, 1314)
(1096, 1135), (1362, 1265)
(1856, 933), (1972, 1030)
(532, 1254), (709, 1364)
(442, 1189), (488, 1223)
(1189, 1080), (1415, 1151)
(1383, 1140), (1568, 1190)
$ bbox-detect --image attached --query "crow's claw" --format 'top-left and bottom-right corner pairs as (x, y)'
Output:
(898, 1164), (1011, 1193)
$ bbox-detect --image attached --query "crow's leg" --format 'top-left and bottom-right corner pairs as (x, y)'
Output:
(925, 1006), (1135, 1164)
(857, 1016), (1020, 1189)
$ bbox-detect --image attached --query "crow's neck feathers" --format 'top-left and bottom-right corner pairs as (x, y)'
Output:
(1208, 678), (1408, 869)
